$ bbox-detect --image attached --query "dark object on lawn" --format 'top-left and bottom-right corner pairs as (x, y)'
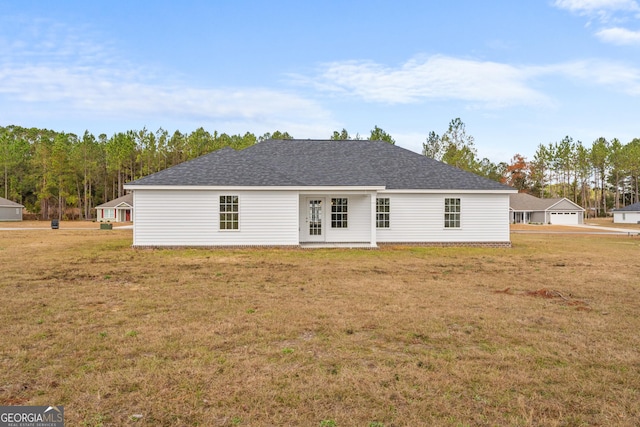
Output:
(100, 223), (113, 230)
(51, 219), (59, 229)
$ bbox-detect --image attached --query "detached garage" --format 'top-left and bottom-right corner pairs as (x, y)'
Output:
(612, 202), (640, 224)
(0, 197), (23, 221)
(510, 193), (584, 225)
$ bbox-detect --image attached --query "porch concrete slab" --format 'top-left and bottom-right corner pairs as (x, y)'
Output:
(300, 242), (377, 249)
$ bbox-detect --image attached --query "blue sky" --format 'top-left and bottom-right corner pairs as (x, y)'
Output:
(1, 0), (639, 162)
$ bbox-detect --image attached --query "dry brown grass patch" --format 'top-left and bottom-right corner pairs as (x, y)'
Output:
(586, 217), (640, 230)
(1, 229), (640, 425)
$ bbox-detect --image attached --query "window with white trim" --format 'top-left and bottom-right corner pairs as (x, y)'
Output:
(103, 208), (115, 219)
(220, 195), (239, 230)
(376, 198), (390, 228)
(444, 198), (460, 228)
(331, 198), (348, 228)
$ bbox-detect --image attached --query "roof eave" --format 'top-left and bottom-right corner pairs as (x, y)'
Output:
(546, 198), (585, 211)
(124, 185), (387, 191)
(381, 188), (516, 194)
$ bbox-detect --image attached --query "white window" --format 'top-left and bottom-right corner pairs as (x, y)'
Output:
(103, 209), (115, 219)
(444, 198), (461, 228)
(376, 198), (390, 228)
(220, 195), (239, 230)
(331, 198), (348, 228)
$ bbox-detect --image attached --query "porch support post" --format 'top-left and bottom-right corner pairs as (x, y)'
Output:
(370, 192), (377, 248)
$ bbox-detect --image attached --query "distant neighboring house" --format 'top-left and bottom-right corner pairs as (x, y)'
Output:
(124, 139), (516, 248)
(612, 202), (640, 224)
(510, 193), (584, 225)
(0, 197), (23, 221)
(95, 193), (133, 222)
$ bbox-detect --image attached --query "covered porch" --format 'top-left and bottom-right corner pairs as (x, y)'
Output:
(510, 211), (531, 224)
(96, 193), (134, 223)
(298, 191), (378, 248)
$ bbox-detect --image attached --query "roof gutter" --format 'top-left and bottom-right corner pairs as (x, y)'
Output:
(123, 185), (387, 191)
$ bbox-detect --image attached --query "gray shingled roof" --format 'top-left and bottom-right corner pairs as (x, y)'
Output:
(126, 140), (512, 191)
(612, 202), (640, 212)
(509, 193), (585, 211)
(96, 193), (133, 208)
(509, 193), (564, 211)
(0, 197), (24, 208)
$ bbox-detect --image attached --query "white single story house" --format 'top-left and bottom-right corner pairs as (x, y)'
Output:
(612, 202), (640, 224)
(124, 139), (516, 248)
(0, 197), (23, 221)
(95, 193), (133, 222)
(510, 193), (585, 225)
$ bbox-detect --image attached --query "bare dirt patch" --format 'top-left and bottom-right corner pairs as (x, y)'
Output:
(1, 231), (639, 426)
(497, 287), (593, 312)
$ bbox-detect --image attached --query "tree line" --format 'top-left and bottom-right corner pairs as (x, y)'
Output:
(422, 118), (640, 216)
(0, 126), (268, 219)
(524, 136), (640, 216)
(2, 120), (638, 219)
(0, 125), (396, 220)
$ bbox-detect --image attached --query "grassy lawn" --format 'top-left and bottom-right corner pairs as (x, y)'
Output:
(586, 217), (640, 230)
(1, 229), (639, 426)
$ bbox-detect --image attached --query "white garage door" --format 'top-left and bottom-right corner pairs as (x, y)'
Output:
(549, 212), (579, 225)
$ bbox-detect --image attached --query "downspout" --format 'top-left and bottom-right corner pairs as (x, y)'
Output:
(370, 192), (377, 248)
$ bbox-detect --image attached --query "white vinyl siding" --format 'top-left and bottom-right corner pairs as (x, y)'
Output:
(327, 195), (369, 242)
(133, 190), (299, 246)
(375, 193), (510, 243)
(613, 211), (640, 224)
(298, 194), (372, 243)
(132, 189), (512, 246)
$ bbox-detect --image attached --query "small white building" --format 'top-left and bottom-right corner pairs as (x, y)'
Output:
(612, 202), (640, 224)
(124, 140), (516, 248)
(0, 197), (23, 221)
(509, 193), (584, 225)
(95, 193), (133, 222)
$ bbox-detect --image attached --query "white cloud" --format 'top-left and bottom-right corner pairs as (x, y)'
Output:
(543, 59), (640, 94)
(298, 55), (640, 106)
(553, 0), (640, 14)
(299, 55), (550, 108)
(553, 0), (640, 45)
(0, 17), (333, 131)
(0, 63), (331, 125)
(596, 26), (640, 43)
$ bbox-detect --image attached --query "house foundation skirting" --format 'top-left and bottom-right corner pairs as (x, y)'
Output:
(132, 241), (512, 249)
(132, 244), (301, 250)
(378, 241), (512, 248)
